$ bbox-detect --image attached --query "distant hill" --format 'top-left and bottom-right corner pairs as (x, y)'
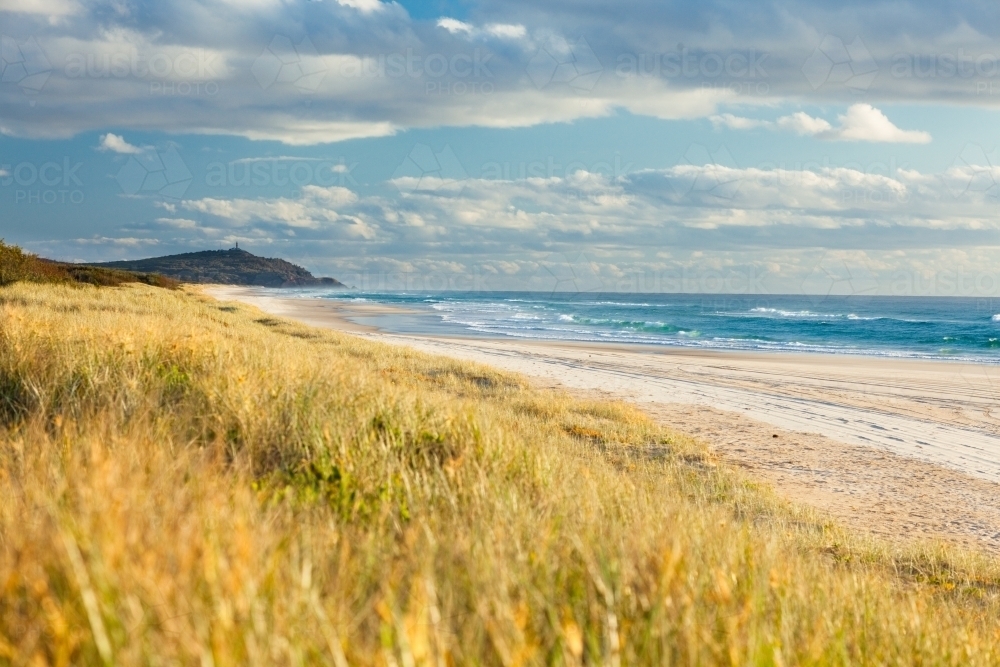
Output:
(91, 248), (345, 288)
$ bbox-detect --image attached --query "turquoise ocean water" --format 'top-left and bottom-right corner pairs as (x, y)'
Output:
(285, 291), (1000, 363)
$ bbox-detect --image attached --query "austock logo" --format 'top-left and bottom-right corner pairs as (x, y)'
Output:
(542, 251), (608, 296)
(802, 35), (878, 92)
(391, 144), (468, 194)
(115, 147), (192, 199)
(527, 35), (603, 92)
(672, 143), (743, 201)
(801, 251), (878, 305)
(63, 46), (221, 96)
(1, 35), (52, 99)
(947, 143), (1000, 200)
(252, 35), (328, 93)
(1, 158), (85, 204)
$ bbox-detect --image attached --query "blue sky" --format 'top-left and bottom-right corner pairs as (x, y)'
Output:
(3, 0), (1000, 295)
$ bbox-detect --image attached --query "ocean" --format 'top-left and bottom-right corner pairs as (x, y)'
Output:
(290, 291), (1000, 363)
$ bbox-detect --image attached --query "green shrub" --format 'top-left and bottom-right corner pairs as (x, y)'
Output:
(0, 241), (33, 286)
(0, 239), (178, 288)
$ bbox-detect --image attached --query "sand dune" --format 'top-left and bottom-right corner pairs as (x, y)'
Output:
(381, 337), (1000, 481)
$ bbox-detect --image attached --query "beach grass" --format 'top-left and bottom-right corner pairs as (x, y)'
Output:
(2, 281), (1000, 665)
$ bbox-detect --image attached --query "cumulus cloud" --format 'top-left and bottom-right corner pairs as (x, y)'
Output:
(775, 112), (832, 136)
(32, 149), (1000, 292)
(98, 133), (142, 154)
(156, 158), (1000, 268)
(827, 103), (932, 143)
(716, 105), (931, 143)
(179, 185), (374, 237)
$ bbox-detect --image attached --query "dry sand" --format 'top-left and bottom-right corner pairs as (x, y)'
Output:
(206, 286), (1000, 553)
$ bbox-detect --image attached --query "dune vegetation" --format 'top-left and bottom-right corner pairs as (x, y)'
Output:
(0, 240), (177, 290)
(2, 279), (1000, 665)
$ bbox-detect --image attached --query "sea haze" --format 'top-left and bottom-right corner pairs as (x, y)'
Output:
(277, 291), (1000, 363)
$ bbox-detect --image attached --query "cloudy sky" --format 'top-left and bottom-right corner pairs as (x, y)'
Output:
(3, 0), (1000, 295)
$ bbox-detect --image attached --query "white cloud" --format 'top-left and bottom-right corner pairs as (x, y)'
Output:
(719, 105), (931, 144)
(51, 148), (1000, 292)
(223, 119), (398, 146)
(484, 23), (527, 40)
(162, 158), (1000, 266)
(437, 18), (475, 35)
(229, 156), (325, 164)
(0, 0), (79, 17)
(335, 0), (385, 13)
(776, 111), (832, 135)
(155, 217), (199, 229)
(300, 184), (359, 206)
(775, 105), (930, 143)
(386, 160), (1000, 241)
(179, 186), (374, 237)
(710, 113), (771, 130)
(830, 103), (932, 144)
(437, 18), (527, 41)
(72, 236), (157, 247)
(98, 133), (142, 154)
(0, 0), (998, 145)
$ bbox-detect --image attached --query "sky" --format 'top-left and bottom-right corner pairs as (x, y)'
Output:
(3, 0), (1000, 296)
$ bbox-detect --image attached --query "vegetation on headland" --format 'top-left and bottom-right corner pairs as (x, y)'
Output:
(90, 246), (345, 287)
(0, 240), (178, 289)
(2, 273), (1000, 663)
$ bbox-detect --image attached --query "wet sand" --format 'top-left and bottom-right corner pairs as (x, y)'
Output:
(206, 286), (1000, 553)
(205, 286), (410, 334)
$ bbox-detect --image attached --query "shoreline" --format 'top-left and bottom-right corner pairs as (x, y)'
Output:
(208, 286), (1000, 366)
(205, 285), (415, 334)
(204, 285), (1000, 374)
(205, 285), (1000, 552)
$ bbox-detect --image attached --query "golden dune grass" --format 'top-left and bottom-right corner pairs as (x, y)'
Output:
(2, 282), (1000, 665)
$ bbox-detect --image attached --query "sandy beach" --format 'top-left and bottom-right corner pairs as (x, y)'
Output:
(208, 286), (1000, 552)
